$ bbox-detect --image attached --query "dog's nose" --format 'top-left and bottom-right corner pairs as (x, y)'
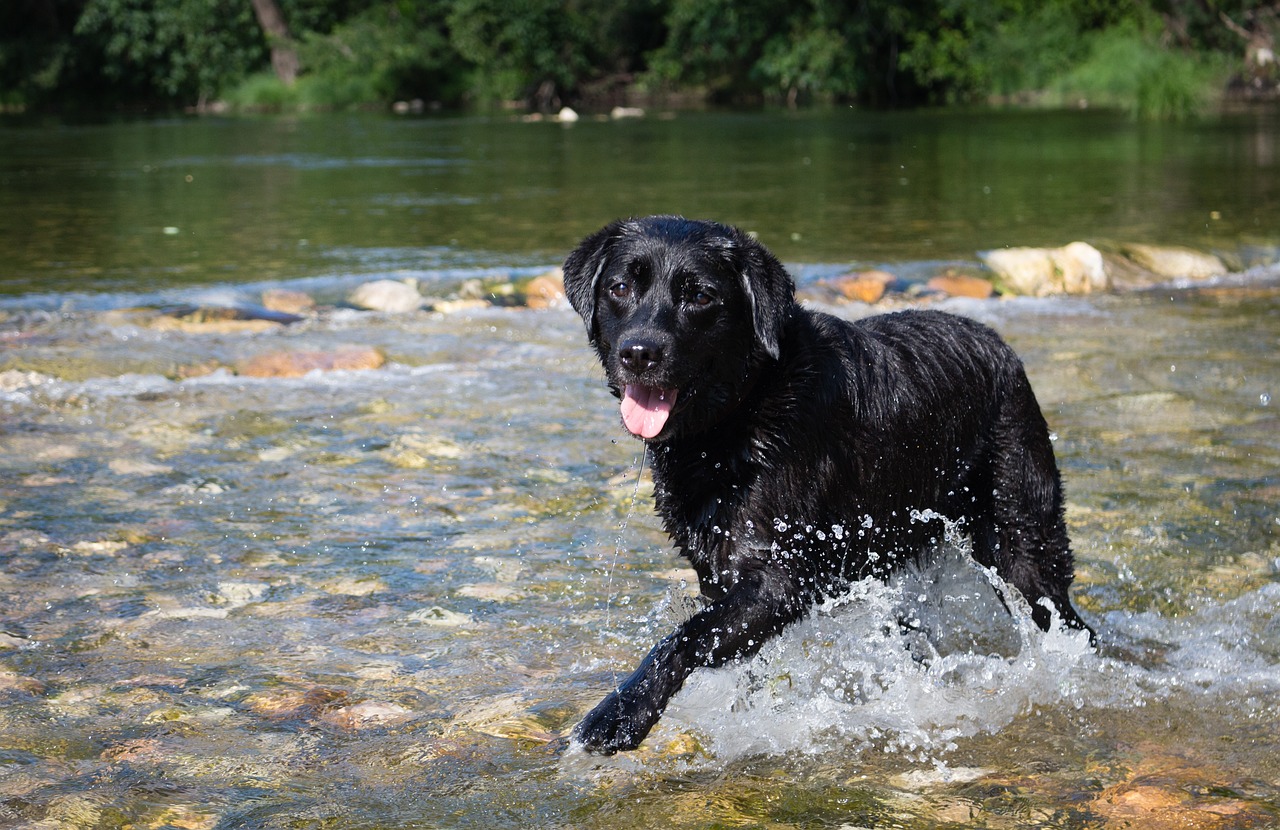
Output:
(618, 340), (663, 373)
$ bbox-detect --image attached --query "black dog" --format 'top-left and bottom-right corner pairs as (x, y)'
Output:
(563, 216), (1092, 754)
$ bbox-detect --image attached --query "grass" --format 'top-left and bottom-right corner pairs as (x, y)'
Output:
(1049, 24), (1232, 119)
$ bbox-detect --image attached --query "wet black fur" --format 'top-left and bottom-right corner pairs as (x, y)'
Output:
(562, 215), (1092, 754)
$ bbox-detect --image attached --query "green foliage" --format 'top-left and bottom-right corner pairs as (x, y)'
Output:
(73, 0), (265, 102)
(646, 0), (784, 99)
(296, 0), (460, 107)
(0, 0), (1263, 116)
(1053, 20), (1233, 118)
(899, 2), (1089, 100)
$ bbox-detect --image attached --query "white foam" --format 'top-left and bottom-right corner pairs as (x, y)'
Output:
(654, 546), (1099, 763)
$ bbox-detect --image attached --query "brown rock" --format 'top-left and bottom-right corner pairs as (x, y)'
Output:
(927, 272), (995, 299)
(261, 288), (316, 315)
(237, 346), (385, 378)
(827, 270), (895, 304)
(244, 686), (347, 720)
(524, 272), (566, 309)
(1088, 750), (1268, 830)
(101, 737), (164, 762)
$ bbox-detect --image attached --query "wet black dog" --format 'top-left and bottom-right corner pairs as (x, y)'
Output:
(562, 216), (1092, 754)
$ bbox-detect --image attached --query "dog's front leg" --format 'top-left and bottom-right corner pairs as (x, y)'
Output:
(573, 565), (804, 754)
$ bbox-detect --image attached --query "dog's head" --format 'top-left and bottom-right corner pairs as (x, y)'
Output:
(562, 216), (795, 441)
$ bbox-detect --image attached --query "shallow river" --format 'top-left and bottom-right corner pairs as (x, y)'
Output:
(0, 110), (1278, 828)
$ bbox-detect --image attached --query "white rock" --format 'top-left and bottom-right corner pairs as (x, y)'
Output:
(980, 242), (1110, 296)
(1122, 243), (1227, 280)
(347, 279), (423, 313)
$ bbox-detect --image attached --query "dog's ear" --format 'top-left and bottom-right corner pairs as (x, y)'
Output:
(726, 229), (795, 360)
(562, 221), (623, 344)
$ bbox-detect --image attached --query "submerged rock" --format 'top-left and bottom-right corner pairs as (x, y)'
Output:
(260, 288), (316, 315)
(0, 369), (52, 392)
(347, 279), (423, 313)
(319, 700), (415, 731)
(980, 242), (1110, 296)
(236, 346), (385, 378)
(1122, 243), (1228, 281)
(141, 305), (303, 334)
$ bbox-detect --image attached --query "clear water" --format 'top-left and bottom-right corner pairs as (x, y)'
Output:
(0, 110), (1278, 828)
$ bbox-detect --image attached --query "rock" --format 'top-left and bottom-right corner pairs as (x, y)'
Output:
(1087, 749), (1269, 830)
(318, 700), (414, 731)
(980, 242), (1109, 296)
(1122, 243), (1228, 281)
(260, 288), (316, 315)
(236, 346), (385, 378)
(0, 369), (52, 392)
(145, 304), (301, 334)
(926, 272), (995, 299)
(610, 106), (646, 119)
(406, 606), (472, 627)
(385, 433), (467, 468)
(101, 737), (164, 762)
(523, 272), (566, 309)
(244, 686), (347, 720)
(1057, 241), (1109, 293)
(826, 270), (894, 304)
(456, 583), (522, 602)
(347, 279), (423, 313)
(557, 106), (580, 123)
(108, 458), (174, 476)
(430, 298), (490, 314)
(172, 359), (225, 380)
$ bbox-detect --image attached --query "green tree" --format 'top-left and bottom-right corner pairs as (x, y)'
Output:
(73, 0), (266, 104)
(295, 0), (461, 105)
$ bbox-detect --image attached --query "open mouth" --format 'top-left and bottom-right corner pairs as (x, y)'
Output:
(620, 384), (678, 439)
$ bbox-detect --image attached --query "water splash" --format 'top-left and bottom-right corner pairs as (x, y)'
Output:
(653, 542), (1097, 764)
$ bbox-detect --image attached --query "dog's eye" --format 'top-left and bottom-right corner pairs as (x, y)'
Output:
(608, 280), (631, 299)
(686, 287), (715, 307)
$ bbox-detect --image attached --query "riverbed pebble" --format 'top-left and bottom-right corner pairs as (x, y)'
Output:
(236, 346), (386, 378)
(0, 369), (51, 392)
(261, 287), (317, 315)
(406, 606), (472, 626)
(319, 700), (415, 731)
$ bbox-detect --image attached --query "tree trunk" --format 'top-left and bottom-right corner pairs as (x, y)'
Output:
(249, 0), (299, 86)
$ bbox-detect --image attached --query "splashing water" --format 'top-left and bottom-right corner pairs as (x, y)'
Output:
(638, 533), (1099, 766)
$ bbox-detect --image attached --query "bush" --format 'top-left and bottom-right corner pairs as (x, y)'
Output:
(222, 71), (300, 111)
(1052, 22), (1231, 119)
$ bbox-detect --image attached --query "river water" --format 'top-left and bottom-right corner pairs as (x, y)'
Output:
(0, 110), (1278, 828)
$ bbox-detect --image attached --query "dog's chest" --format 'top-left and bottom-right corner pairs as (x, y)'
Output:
(649, 445), (762, 595)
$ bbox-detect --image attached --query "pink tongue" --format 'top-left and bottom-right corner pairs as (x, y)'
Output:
(620, 384), (677, 439)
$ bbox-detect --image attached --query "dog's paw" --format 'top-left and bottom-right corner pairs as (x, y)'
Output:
(571, 690), (658, 755)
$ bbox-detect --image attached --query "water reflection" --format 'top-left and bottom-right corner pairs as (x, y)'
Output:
(3, 109), (1278, 296)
